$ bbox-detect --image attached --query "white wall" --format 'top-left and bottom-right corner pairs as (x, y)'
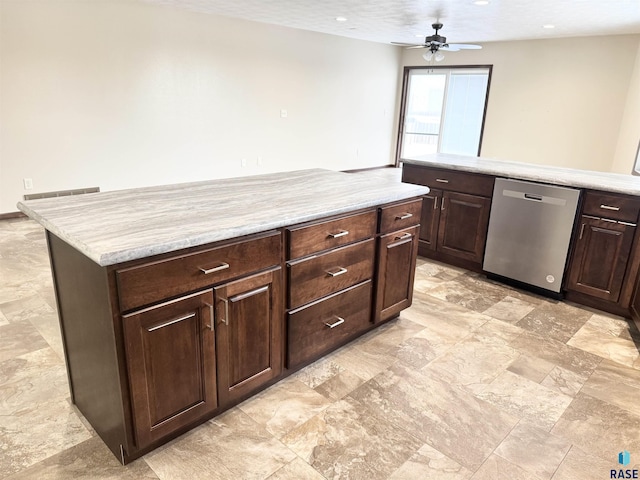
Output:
(611, 41), (640, 174)
(0, 0), (401, 213)
(402, 35), (640, 172)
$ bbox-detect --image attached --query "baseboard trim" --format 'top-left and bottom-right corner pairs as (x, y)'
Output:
(0, 211), (27, 220)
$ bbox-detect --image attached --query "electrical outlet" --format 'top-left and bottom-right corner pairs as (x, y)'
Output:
(280, 109), (288, 118)
(23, 178), (33, 190)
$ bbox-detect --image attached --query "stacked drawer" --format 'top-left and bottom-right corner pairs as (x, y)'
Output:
(286, 210), (377, 368)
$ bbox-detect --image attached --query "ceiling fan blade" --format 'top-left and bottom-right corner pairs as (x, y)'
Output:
(448, 43), (482, 50)
(406, 45), (427, 49)
(391, 42), (424, 47)
(440, 45), (460, 51)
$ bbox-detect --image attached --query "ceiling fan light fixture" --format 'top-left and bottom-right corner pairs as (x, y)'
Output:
(435, 51), (445, 62)
(423, 51), (434, 61)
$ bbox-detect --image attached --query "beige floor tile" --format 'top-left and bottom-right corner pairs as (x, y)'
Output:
(567, 321), (640, 369)
(266, 458), (325, 480)
(388, 443), (473, 480)
(475, 370), (573, 431)
(292, 356), (345, 389)
(517, 302), (593, 343)
(328, 340), (398, 381)
(424, 335), (520, 393)
(508, 330), (602, 376)
(580, 359), (640, 417)
(551, 392), (640, 460)
(424, 279), (507, 314)
(0, 321), (50, 364)
(540, 365), (589, 397)
(238, 378), (332, 439)
(348, 363), (518, 471)
(281, 396), (422, 479)
(494, 421), (571, 480)
(313, 369), (365, 401)
(0, 293), (56, 323)
(470, 454), (543, 480)
(483, 295), (537, 324)
(4, 437), (158, 480)
(144, 408), (297, 480)
(507, 354), (556, 383)
(551, 445), (615, 480)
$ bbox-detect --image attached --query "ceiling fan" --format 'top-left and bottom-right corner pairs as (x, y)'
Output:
(392, 23), (482, 61)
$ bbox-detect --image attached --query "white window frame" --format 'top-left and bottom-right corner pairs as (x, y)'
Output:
(395, 65), (492, 164)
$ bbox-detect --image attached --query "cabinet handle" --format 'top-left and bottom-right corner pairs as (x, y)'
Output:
(199, 262), (230, 275)
(441, 198), (446, 211)
(328, 230), (349, 239)
(148, 313), (196, 332)
(435, 178), (449, 183)
(220, 298), (229, 325)
(434, 196), (439, 210)
(395, 233), (412, 241)
(600, 204), (620, 211)
(326, 267), (348, 277)
(204, 302), (214, 331)
(395, 213), (413, 220)
(324, 316), (345, 329)
(579, 223), (585, 240)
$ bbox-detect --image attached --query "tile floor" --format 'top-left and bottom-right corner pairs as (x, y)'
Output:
(2, 217), (640, 479)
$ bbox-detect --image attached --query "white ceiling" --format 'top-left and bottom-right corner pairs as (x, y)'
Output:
(143, 0), (640, 45)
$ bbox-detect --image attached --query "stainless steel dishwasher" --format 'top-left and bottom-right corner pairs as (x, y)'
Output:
(483, 178), (581, 296)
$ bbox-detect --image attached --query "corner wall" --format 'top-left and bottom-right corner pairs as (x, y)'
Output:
(0, 0), (401, 213)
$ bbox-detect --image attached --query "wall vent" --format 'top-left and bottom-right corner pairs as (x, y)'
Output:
(24, 187), (100, 201)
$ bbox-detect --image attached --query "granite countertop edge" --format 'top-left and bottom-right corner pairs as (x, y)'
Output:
(402, 154), (640, 196)
(18, 169), (429, 267)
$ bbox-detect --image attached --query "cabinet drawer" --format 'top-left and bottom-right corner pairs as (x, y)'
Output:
(288, 281), (372, 368)
(288, 238), (375, 309)
(402, 163), (494, 197)
(287, 210), (377, 259)
(116, 231), (281, 312)
(379, 198), (422, 234)
(582, 191), (640, 223)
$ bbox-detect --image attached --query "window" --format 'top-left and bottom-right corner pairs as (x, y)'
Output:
(397, 66), (492, 162)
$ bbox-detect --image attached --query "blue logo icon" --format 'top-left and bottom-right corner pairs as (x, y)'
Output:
(620, 451), (631, 466)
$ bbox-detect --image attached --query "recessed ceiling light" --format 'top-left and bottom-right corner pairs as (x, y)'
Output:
(542, 24), (555, 29)
(474, 1), (490, 5)
(335, 16), (347, 22)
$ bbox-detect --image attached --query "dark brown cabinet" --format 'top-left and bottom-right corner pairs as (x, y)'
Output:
(214, 267), (283, 406)
(123, 290), (218, 448)
(566, 216), (635, 302)
(438, 191), (491, 264)
(375, 225), (419, 322)
(46, 197), (423, 464)
(403, 163), (494, 270)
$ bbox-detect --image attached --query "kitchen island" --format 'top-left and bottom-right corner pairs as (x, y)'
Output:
(17, 168), (429, 464)
(401, 154), (640, 325)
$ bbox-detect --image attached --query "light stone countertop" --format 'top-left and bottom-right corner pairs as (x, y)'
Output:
(403, 154), (640, 195)
(17, 168), (428, 266)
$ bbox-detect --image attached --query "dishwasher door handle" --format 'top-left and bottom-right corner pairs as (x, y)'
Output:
(524, 193), (543, 201)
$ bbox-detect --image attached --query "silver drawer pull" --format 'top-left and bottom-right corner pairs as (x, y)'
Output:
(324, 316), (345, 329)
(219, 298), (229, 325)
(395, 233), (412, 241)
(435, 178), (449, 183)
(395, 213), (413, 220)
(600, 205), (621, 211)
(326, 267), (348, 277)
(148, 313), (195, 332)
(204, 302), (214, 331)
(199, 262), (230, 275)
(328, 230), (349, 239)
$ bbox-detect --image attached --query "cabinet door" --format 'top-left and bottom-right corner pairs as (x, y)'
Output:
(418, 189), (441, 251)
(437, 191), (490, 264)
(215, 267), (283, 406)
(375, 226), (419, 323)
(123, 290), (217, 448)
(566, 216), (635, 302)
